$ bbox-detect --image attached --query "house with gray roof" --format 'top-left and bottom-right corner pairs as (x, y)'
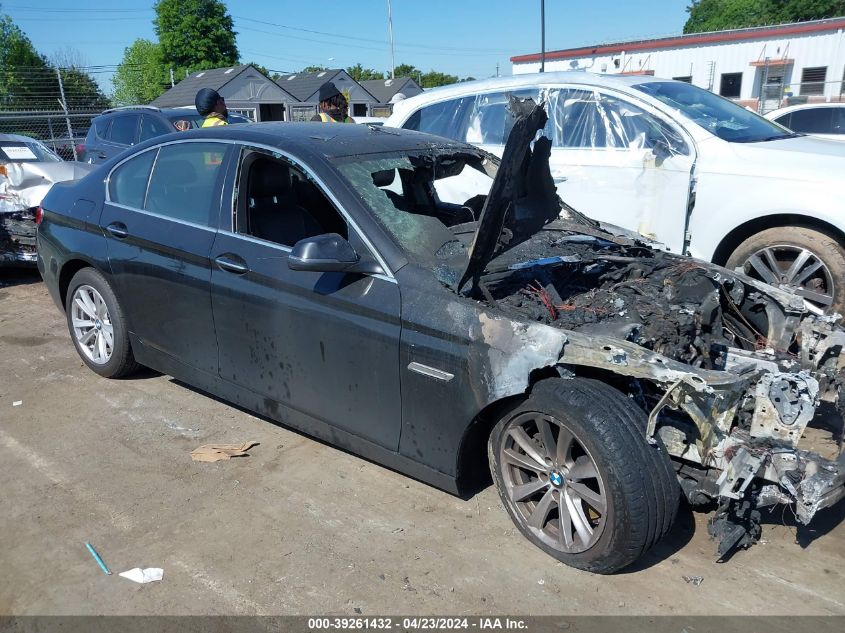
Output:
(151, 64), (298, 121)
(274, 69), (378, 120)
(359, 77), (424, 116)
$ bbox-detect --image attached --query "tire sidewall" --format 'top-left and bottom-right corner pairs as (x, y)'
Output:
(489, 401), (630, 572)
(65, 268), (130, 378)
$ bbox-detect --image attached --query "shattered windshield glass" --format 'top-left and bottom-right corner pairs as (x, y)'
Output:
(335, 151), (498, 275)
(633, 81), (795, 143)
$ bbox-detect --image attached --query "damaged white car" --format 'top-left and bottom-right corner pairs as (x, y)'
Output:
(1, 134), (94, 265)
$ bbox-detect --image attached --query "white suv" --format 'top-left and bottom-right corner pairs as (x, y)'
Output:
(386, 72), (845, 313)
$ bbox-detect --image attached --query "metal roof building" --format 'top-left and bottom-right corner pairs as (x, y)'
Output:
(274, 69), (379, 120)
(150, 64), (298, 121)
(511, 17), (845, 113)
(359, 77), (424, 116)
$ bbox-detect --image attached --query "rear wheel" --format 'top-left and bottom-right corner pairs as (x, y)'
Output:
(725, 226), (845, 314)
(488, 377), (679, 574)
(65, 268), (139, 378)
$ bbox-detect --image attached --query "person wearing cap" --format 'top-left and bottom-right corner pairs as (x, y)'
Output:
(311, 83), (355, 123)
(195, 87), (229, 127)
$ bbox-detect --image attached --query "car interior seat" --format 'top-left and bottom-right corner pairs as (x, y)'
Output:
(247, 159), (322, 246)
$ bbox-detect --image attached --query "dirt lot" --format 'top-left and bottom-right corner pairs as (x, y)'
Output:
(1, 268), (844, 616)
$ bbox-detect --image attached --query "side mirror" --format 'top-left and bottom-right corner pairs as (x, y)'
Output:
(288, 233), (384, 275)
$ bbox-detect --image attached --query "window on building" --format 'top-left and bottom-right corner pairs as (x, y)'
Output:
(352, 103), (368, 117)
(800, 66), (827, 95)
(719, 73), (743, 98)
(672, 76), (692, 84)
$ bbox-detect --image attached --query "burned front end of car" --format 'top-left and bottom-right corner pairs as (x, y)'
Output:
(453, 97), (845, 559)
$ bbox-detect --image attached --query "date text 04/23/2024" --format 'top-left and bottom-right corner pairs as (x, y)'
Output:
(307, 618), (528, 630)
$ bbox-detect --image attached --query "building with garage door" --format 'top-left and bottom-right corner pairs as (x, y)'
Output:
(275, 69), (378, 120)
(151, 64), (298, 121)
(511, 17), (845, 113)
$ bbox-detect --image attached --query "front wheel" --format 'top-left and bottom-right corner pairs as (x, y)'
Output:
(725, 226), (845, 314)
(488, 378), (679, 574)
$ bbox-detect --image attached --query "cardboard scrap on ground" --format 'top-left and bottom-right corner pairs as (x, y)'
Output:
(191, 442), (258, 462)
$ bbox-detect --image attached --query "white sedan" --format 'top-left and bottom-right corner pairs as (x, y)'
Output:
(764, 103), (845, 141)
(386, 73), (845, 313)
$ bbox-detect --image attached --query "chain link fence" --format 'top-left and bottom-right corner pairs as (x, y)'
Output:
(0, 66), (109, 161)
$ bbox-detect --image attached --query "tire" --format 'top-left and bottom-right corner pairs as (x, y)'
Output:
(725, 226), (845, 314)
(488, 377), (679, 574)
(65, 267), (140, 378)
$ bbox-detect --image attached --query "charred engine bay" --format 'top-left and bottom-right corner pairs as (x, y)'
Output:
(475, 226), (770, 368)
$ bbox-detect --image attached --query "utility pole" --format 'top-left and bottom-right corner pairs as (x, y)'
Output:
(387, 0), (396, 79)
(540, 0), (546, 72)
(55, 67), (77, 160)
(170, 68), (175, 87)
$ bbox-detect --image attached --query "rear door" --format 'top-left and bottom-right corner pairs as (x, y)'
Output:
(100, 140), (230, 374)
(210, 146), (402, 449)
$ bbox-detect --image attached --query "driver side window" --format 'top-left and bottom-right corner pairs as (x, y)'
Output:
(233, 149), (348, 248)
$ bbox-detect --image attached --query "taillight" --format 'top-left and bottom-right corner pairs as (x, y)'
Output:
(35, 206), (43, 225)
(75, 144), (85, 157)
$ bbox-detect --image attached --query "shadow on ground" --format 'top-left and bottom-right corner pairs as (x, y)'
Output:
(0, 267), (41, 289)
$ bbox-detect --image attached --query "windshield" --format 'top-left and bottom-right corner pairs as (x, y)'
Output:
(0, 140), (62, 163)
(334, 151), (499, 275)
(634, 81), (795, 143)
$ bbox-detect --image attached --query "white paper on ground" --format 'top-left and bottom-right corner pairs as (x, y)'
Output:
(119, 567), (164, 583)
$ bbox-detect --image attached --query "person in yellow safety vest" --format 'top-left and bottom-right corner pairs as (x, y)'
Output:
(195, 88), (229, 127)
(311, 83), (355, 123)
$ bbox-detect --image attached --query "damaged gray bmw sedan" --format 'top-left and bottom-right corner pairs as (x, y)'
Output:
(37, 101), (845, 573)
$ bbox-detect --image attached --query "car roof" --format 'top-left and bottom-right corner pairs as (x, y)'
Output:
(96, 107), (205, 119)
(764, 102), (845, 118)
(145, 122), (479, 161)
(389, 71), (668, 120)
(0, 133), (43, 143)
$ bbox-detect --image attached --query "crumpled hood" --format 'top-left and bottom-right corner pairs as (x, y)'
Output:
(458, 98), (560, 291)
(0, 161), (96, 213)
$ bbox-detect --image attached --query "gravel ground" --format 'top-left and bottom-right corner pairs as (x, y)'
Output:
(1, 269), (843, 616)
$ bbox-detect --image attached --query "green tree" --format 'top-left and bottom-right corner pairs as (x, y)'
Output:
(113, 39), (170, 105)
(684, 0), (845, 33)
(393, 63), (420, 79)
(346, 63), (384, 81)
(419, 70), (459, 88)
(301, 65), (327, 73)
(0, 14), (48, 107)
(153, 0), (238, 73)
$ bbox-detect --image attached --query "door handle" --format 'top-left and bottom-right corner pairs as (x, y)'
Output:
(215, 254), (249, 275)
(105, 222), (128, 238)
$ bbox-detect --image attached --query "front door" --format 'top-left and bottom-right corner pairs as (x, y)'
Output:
(544, 87), (696, 253)
(100, 141), (230, 373)
(210, 146), (403, 449)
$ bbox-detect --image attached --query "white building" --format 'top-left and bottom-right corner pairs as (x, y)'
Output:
(511, 17), (845, 112)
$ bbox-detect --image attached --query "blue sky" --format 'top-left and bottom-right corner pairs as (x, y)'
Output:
(3, 1), (691, 93)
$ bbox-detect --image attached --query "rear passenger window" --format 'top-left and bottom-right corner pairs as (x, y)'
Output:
(403, 97), (473, 140)
(94, 118), (111, 138)
(108, 149), (156, 208)
(109, 114), (140, 145)
(140, 115), (171, 141)
(145, 142), (227, 226)
(788, 108), (834, 134)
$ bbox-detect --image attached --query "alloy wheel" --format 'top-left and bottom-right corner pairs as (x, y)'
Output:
(743, 245), (834, 312)
(499, 412), (607, 554)
(70, 284), (114, 365)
